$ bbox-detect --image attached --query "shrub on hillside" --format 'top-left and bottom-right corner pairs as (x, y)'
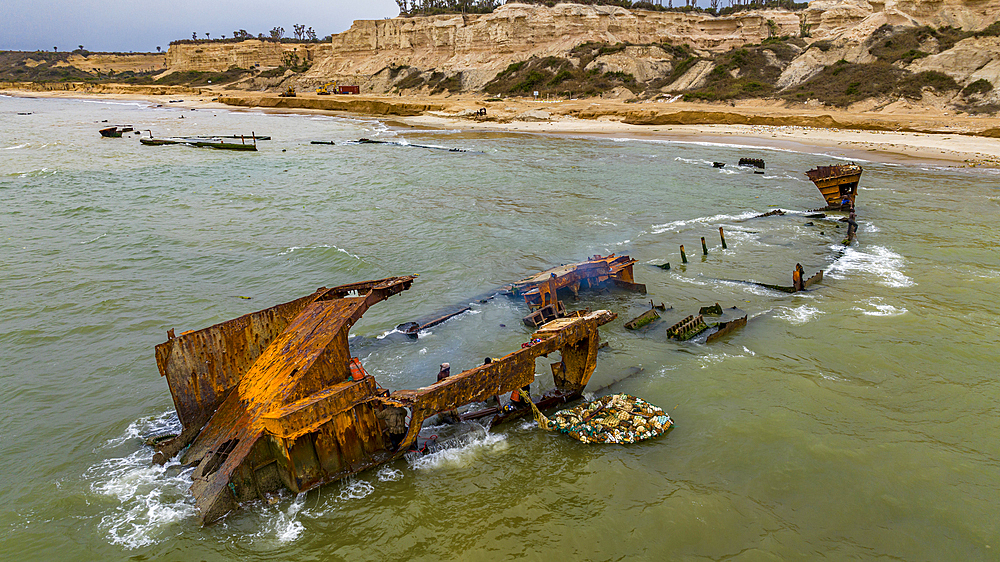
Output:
(963, 78), (994, 97)
(781, 61), (905, 106)
(896, 70), (960, 98)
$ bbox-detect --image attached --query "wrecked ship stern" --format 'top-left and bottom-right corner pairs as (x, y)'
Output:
(151, 276), (615, 524)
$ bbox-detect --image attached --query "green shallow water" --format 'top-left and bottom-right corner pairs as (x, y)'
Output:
(1, 95), (998, 560)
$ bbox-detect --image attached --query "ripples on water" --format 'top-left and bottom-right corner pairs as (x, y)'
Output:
(1, 95), (998, 560)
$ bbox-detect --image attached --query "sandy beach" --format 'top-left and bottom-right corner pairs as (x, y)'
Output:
(7, 85), (1000, 168)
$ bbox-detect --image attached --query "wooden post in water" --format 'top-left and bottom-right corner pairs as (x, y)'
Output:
(680, 245), (688, 264)
(719, 226), (728, 249)
(701, 237), (708, 256)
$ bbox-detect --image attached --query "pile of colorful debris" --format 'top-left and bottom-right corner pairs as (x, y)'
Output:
(527, 392), (672, 444)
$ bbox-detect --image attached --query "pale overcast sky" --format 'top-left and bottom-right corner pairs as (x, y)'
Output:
(0, 0), (401, 53)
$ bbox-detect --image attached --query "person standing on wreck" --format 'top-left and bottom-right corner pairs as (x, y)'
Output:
(376, 401), (409, 451)
(437, 362), (451, 382)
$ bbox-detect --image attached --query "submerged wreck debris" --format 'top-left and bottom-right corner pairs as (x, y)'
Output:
(352, 138), (476, 153)
(699, 303), (723, 316)
(806, 163), (862, 210)
(666, 315), (710, 341)
(99, 125), (134, 137)
(140, 131), (258, 151)
(793, 263), (823, 292)
(624, 305), (661, 330)
(524, 392), (673, 444)
(705, 315), (748, 344)
(755, 209), (786, 218)
(732, 263), (824, 293)
(509, 254), (645, 327)
(739, 158), (765, 169)
(665, 306), (747, 343)
(151, 276), (615, 524)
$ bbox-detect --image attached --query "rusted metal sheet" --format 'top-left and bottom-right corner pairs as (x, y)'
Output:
(803, 270), (823, 289)
(706, 315), (748, 344)
(151, 276), (616, 524)
(624, 308), (660, 330)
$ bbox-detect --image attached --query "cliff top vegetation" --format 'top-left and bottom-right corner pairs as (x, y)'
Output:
(394, 0), (808, 17)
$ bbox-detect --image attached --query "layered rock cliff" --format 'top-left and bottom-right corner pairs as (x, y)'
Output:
(165, 40), (330, 73)
(157, 1), (1000, 111)
(307, 3), (802, 89)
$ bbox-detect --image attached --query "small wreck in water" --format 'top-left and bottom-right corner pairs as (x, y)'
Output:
(151, 276), (615, 523)
(508, 254), (645, 327)
(806, 163), (863, 210)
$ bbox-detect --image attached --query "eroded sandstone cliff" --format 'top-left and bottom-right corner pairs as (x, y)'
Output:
(158, 1), (1000, 111)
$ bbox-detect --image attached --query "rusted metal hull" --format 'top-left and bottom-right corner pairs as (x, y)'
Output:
(152, 277), (615, 524)
(509, 254), (646, 310)
(806, 164), (862, 209)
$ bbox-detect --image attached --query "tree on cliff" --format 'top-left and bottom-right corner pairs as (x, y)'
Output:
(192, 32), (197, 41)
(270, 27), (285, 41)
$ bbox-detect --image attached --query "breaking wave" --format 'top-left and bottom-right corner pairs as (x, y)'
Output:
(851, 297), (907, 317)
(86, 413), (195, 549)
(775, 304), (824, 325)
(698, 345), (757, 368)
(651, 210), (760, 235)
(826, 245), (914, 288)
(407, 430), (508, 471)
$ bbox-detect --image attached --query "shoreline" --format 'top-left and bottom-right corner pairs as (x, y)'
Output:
(6, 87), (1000, 169)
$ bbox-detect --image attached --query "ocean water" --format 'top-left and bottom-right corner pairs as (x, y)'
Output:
(1, 94), (998, 560)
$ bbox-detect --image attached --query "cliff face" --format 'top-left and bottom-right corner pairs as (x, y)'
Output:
(311, 3), (801, 82)
(802, 0), (1000, 41)
(159, 1), (1000, 110)
(165, 40), (330, 73)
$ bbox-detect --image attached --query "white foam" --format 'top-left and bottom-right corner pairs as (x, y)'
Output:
(698, 346), (756, 367)
(76, 99), (151, 109)
(851, 297), (907, 317)
(408, 431), (508, 471)
(376, 466), (404, 482)
(4, 143), (28, 150)
(276, 244), (360, 260)
(650, 210), (759, 235)
(826, 245), (915, 288)
(336, 478), (375, 500)
(87, 450), (196, 549)
(776, 304), (824, 325)
(242, 493), (306, 545)
(674, 156), (715, 166)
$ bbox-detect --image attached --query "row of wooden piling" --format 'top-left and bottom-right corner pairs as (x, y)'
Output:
(679, 226), (727, 264)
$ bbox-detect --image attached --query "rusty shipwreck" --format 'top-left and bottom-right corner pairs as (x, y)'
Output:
(806, 163), (863, 210)
(508, 254), (645, 327)
(151, 276), (615, 524)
